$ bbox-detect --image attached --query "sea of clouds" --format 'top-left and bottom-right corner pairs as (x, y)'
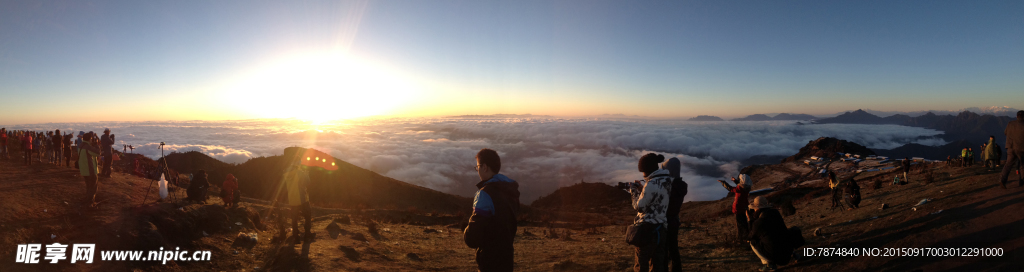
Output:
(6, 117), (946, 203)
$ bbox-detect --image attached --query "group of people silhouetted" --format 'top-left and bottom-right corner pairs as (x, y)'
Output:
(1, 127), (123, 208)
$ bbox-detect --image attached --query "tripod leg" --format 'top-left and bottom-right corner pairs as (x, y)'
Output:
(140, 179), (156, 206)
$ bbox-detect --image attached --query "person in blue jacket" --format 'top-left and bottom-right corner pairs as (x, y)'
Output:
(464, 148), (520, 272)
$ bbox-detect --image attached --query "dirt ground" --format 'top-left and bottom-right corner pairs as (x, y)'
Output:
(2, 155), (1024, 271)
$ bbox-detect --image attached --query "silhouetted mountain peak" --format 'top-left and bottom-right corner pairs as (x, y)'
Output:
(782, 137), (876, 163)
(688, 115), (724, 121)
(732, 114), (772, 121)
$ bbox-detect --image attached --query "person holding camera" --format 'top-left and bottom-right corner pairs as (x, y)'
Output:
(625, 153), (673, 272)
(718, 174), (752, 242)
(464, 148), (520, 272)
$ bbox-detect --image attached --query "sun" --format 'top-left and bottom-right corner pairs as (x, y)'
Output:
(223, 51), (419, 122)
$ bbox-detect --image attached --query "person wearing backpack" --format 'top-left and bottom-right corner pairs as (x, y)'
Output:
(842, 171), (863, 209)
(661, 158), (687, 272)
(626, 153), (672, 272)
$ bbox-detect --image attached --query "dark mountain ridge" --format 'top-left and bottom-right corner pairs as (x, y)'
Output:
(731, 114), (772, 121)
(771, 113), (818, 120)
(688, 115), (724, 121)
(817, 110), (1014, 145)
(163, 148), (471, 214)
(782, 137), (876, 163)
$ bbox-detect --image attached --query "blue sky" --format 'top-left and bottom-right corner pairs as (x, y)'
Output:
(1, 0), (1022, 124)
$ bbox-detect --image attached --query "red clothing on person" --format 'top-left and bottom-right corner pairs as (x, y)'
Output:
(22, 134), (33, 150)
(222, 174), (238, 204)
(731, 186), (750, 214)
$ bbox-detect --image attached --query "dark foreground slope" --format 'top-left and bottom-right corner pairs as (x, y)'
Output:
(164, 147), (471, 214)
(4, 138), (1024, 271)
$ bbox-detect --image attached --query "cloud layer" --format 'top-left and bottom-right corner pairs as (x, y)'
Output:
(7, 118), (945, 203)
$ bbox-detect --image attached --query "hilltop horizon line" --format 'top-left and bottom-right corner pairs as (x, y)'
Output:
(2, 106), (1019, 125)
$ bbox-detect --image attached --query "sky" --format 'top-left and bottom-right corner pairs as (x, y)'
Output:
(1, 0), (1023, 124)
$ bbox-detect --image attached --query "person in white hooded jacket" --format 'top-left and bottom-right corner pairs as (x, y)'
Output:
(627, 153), (673, 272)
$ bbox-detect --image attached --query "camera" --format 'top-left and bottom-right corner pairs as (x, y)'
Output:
(616, 182), (630, 190)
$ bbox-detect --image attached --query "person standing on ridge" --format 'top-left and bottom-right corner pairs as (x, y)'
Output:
(187, 170), (210, 203)
(718, 174), (752, 241)
(77, 132), (102, 207)
(63, 134), (73, 168)
(34, 132), (43, 163)
(968, 148), (975, 166)
(662, 158), (687, 272)
(828, 171), (844, 208)
(22, 131), (33, 165)
(100, 128), (114, 178)
(52, 129), (63, 165)
(961, 148), (969, 167)
(74, 132), (84, 169)
(283, 161), (313, 242)
(628, 153), (672, 272)
(983, 136), (1001, 170)
(901, 158), (912, 183)
(1000, 111), (1024, 188)
(464, 148), (520, 272)
(221, 174), (239, 209)
(0, 128), (8, 160)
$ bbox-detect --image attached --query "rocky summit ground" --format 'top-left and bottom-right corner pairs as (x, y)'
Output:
(2, 148), (1024, 271)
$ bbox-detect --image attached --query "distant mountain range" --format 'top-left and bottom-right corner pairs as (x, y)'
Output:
(817, 106), (1020, 118)
(686, 106), (1019, 122)
(873, 140), (981, 161)
(812, 109), (1015, 158)
(688, 115), (725, 121)
(731, 113), (818, 121)
(687, 113), (818, 121)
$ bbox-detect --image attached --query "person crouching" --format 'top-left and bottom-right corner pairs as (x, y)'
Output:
(627, 153), (673, 272)
(747, 196), (798, 271)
